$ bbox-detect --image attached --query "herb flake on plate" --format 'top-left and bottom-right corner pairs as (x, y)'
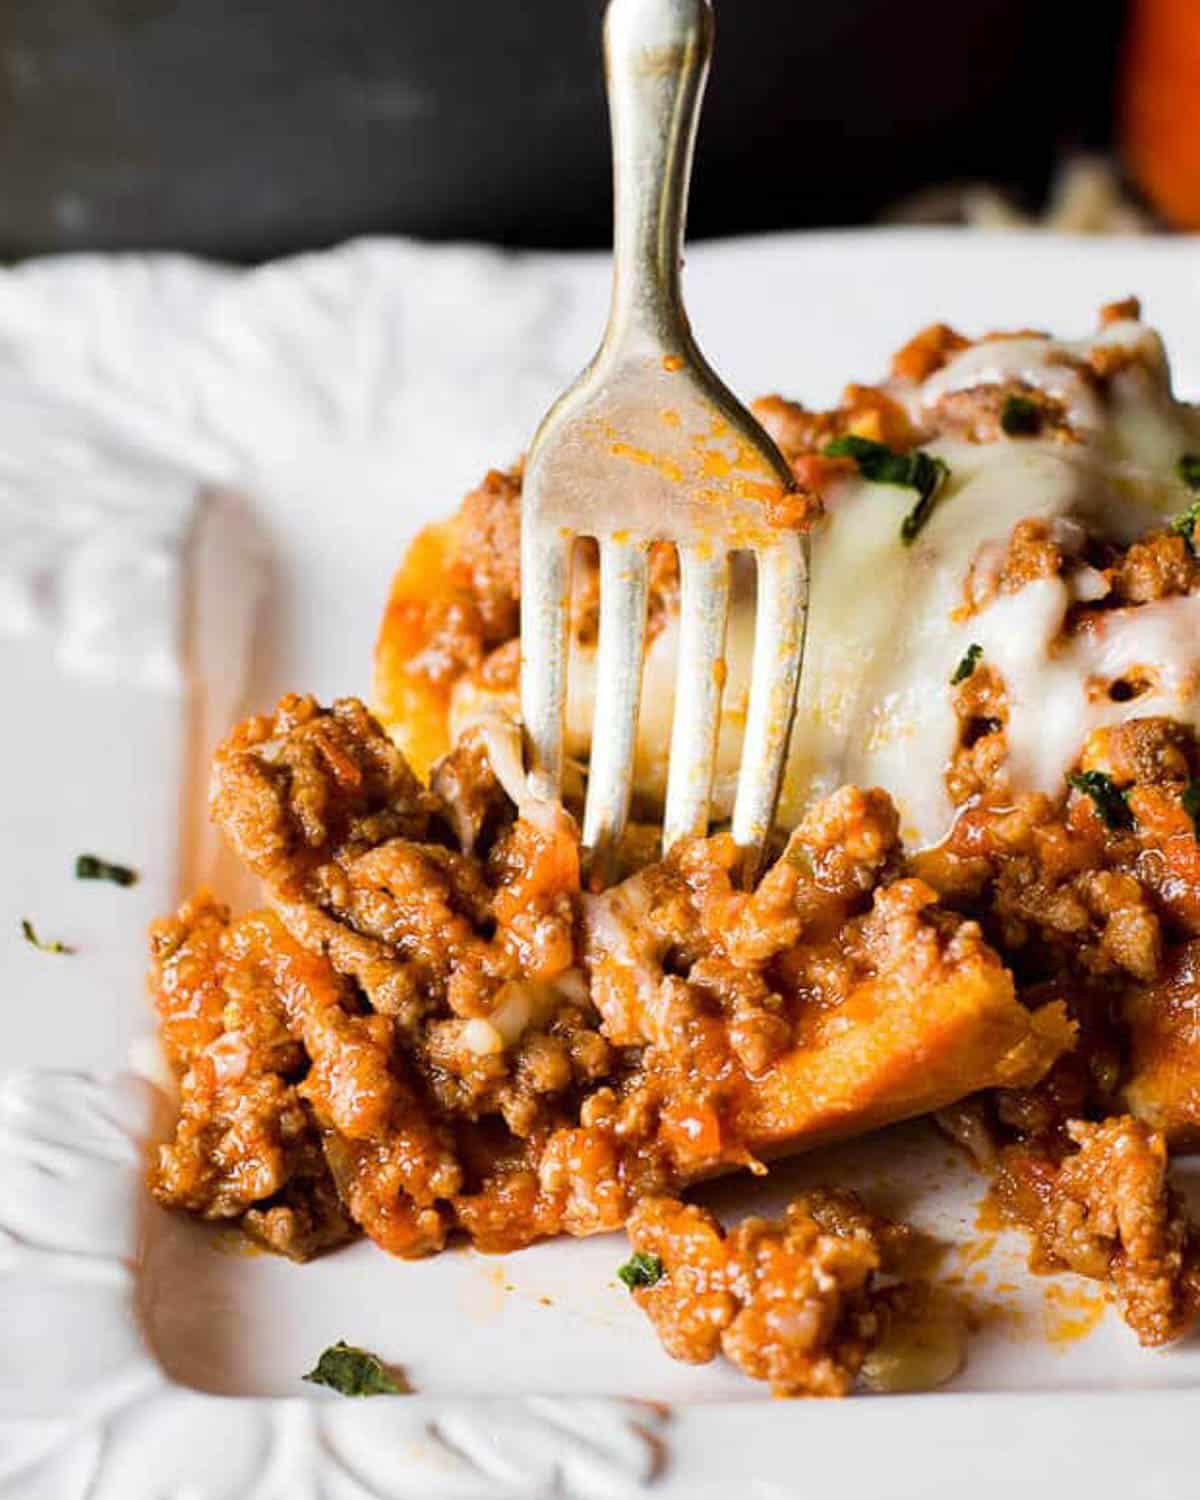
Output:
(1170, 496), (1200, 555)
(823, 434), (950, 545)
(21, 918), (74, 954)
(950, 643), (982, 685)
(617, 1251), (665, 1290)
(999, 394), (1041, 437)
(1178, 453), (1200, 492)
(1067, 770), (1133, 831)
(75, 853), (139, 886)
(302, 1341), (408, 1397)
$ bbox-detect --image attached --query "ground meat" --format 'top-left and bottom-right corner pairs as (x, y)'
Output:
(890, 323), (970, 384)
(152, 903), (462, 1260)
(586, 805), (1069, 1184)
(931, 714), (1200, 985)
(148, 903), (356, 1260)
(169, 695), (618, 1254)
(153, 1062), (313, 1219)
(918, 792), (1163, 984)
(430, 727), (513, 854)
(927, 382), (1076, 445)
(149, 892), (239, 1072)
(990, 978), (1124, 1148)
(213, 696), (499, 1021)
(380, 468), (688, 730)
(452, 468), (524, 641)
(837, 384), (918, 448)
(1100, 296), (1142, 326)
(1075, 721), (1200, 940)
(946, 662), (1010, 806)
(210, 693), (444, 892)
(1086, 342), (1146, 383)
(1081, 718), (1195, 788)
(406, 599), (490, 687)
(1106, 529), (1200, 606)
(595, 785), (902, 1003)
(957, 519), (1069, 623)
(751, 389), (914, 478)
(991, 1115), (1200, 1346)
(751, 395), (841, 462)
(947, 519), (1200, 807)
(996, 518), (1066, 595)
(154, 693), (1070, 1264)
(624, 1190), (912, 1397)
(340, 298), (1200, 1382)
(240, 1173), (355, 1261)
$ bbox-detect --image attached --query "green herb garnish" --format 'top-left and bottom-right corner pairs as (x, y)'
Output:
(617, 1251), (665, 1290)
(1066, 771), (1133, 831)
(1182, 783), (1200, 840)
(1170, 497), (1200, 556)
(302, 1341), (408, 1397)
(1000, 394), (1041, 437)
(1178, 453), (1200, 492)
(20, 919), (74, 954)
(75, 854), (138, 886)
(824, 435), (950, 546)
(951, 643), (983, 685)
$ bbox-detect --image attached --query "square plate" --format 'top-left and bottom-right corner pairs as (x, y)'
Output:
(5, 230), (1200, 1498)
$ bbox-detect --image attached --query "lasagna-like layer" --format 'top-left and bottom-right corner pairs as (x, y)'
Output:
(148, 300), (1200, 1386)
(374, 299), (1200, 846)
(150, 695), (1066, 1262)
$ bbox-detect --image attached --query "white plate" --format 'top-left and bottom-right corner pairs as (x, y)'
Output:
(5, 230), (1200, 1498)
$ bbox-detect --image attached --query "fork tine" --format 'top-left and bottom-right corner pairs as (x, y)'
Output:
(520, 526), (571, 800)
(662, 546), (731, 853)
(731, 534), (809, 879)
(581, 536), (650, 880)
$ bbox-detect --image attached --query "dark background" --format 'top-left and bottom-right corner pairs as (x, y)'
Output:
(0, 0), (1129, 260)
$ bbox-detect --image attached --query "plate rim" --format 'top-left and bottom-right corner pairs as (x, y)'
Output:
(9, 227), (1200, 1496)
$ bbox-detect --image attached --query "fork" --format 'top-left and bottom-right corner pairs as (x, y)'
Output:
(519, 0), (809, 885)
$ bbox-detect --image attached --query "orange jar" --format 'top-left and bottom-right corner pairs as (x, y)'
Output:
(1122, 0), (1200, 227)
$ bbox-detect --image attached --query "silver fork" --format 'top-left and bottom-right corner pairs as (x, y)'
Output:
(520, 0), (809, 885)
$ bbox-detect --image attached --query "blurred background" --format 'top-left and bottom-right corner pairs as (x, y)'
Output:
(0, 0), (1195, 260)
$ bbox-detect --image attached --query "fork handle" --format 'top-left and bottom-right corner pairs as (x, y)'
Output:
(603, 0), (714, 351)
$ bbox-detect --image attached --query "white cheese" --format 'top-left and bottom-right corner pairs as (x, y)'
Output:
(451, 318), (1200, 849)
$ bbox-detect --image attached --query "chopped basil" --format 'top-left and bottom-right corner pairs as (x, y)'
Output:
(824, 434), (913, 485)
(898, 460), (950, 544)
(20, 919), (74, 954)
(1170, 497), (1200, 556)
(999, 394), (1041, 437)
(1183, 782), (1200, 840)
(951, 643), (983, 685)
(1178, 453), (1200, 492)
(617, 1251), (665, 1290)
(1066, 770), (1133, 831)
(823, 435), (950, 546)
(75, 853), (138, 886)
(302, 1341), (407, 1397)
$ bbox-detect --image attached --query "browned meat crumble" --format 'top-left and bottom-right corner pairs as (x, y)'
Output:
(151, 297), (1200, 1395)
(624, 1190), (913, 1397)
(151, 694), (1066, 1270)
(990, 1116), (1200, 1347)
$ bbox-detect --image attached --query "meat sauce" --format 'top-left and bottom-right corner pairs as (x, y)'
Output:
(150, 301), (1200, 1394)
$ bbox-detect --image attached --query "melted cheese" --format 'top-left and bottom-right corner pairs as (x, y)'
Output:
(965, 582), (1200, 802)
(919, 335), (1109, 431)
(449, 318), (1200, 848)
(783, 432), (1182, 843)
